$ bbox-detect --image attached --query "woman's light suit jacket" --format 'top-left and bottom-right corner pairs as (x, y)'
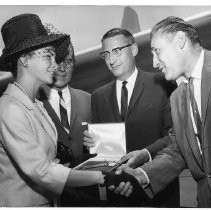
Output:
(0, 83), (70, 207)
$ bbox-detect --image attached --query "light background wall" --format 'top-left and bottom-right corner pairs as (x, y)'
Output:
(0, 5), (211, 53)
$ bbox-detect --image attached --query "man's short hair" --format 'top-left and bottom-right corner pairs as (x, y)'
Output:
(56, 37), (74, 64)
(150, 16), (201, 46)
(101, 28), (135, 44)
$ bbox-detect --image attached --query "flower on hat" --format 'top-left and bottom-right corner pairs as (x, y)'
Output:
(44, 23), (63, 35)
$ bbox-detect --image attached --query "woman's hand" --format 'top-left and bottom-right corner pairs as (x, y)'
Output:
(65, 170), (105, 187)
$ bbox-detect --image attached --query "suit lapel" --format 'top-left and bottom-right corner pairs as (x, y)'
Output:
(108, 70), (145, 121)
(201, 50), (211, 171)
(182, 83), (203, 168)
(34, 100), (58, 147)
(42, 99), (62, 127)
(9, 85), (58, 148)
(201, 50), (211, 126)
(39, 88), (69, 134)
(127, 70), (145, 117)
(69, 87), (77, 130)
(108, 80), (122, 121)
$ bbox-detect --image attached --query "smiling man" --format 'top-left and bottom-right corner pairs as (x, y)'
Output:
(109, 16), (211, 208)
(41, 38), (91, 167)
(38, 37), (100, 207)
(83, 28), (179, 207)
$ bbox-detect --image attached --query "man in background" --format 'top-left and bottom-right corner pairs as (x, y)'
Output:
(39, 34), (99, 207)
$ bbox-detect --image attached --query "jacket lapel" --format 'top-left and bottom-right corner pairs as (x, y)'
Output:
(201, 50), (211, 171)
(6, 84), (57, 148)
(39, 88), (69, 134)
(69, 87), (77, 130)
(127, 70), (144, 117)
(33, 100), (58, 146)
(108, 80), (122, 121)
(182, 83), (203, 168)
(201, 50), (211, 126)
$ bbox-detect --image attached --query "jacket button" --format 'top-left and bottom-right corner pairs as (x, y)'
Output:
(207, 174), (211, 178)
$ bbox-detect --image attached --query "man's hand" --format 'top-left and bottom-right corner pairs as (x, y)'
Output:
(108, 165), (149, 197)
(108, 181), (133, 197)
(120, 149), (150, 168)
(83, 130), (96, 148)
(108, 167), (134, 197)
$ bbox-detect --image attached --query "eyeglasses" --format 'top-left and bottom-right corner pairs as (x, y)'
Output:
(100, 43), (133, 60)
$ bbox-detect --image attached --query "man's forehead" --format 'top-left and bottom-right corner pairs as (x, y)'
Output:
(151, 32), (168, 47)
(102, 35), (128, 50)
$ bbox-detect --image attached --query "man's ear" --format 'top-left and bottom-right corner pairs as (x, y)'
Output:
(175, 31), (186, 49)
(132, 43), (138, 56)
(19, 56), (28, 68)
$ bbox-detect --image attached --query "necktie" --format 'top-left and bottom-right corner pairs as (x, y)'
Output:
(188, 77), (202, 144)
(58, 91), (69, 130)
(121, 81), (128, 121)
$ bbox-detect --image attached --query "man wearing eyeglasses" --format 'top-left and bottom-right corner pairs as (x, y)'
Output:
(38, 36), (100, 207)
(84, 28), (179, 207)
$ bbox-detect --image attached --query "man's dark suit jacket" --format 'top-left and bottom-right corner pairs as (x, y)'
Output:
(39, 86), (91, 165)
(142, 50), (211, 207)
(39, 86), (100, 207)
(91, 69), (179, 207)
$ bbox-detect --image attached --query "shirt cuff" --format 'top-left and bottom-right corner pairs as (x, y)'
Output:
(134, 167), (150, 188)
(143, 148), (152, 162)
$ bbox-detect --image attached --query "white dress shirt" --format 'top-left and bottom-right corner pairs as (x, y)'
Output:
(43, 85), (71, 125)
(116, 68), (152, 186)
(116, 68), (138, 113)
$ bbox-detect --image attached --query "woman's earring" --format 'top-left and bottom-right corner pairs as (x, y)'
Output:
(23, 62), (28, 68)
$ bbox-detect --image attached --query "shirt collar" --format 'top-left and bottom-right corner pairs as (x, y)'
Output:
(176, 49), (204, 85)
(191, 49), (204, 81)
(42, 85), (69, 100)
(116, 68), (138, 86)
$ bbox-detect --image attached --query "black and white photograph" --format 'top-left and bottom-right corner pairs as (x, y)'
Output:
(0, 1), (211, 207)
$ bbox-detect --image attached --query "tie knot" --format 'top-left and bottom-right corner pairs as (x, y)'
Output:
(58, 91), (63, 98)
(122, 81), (127, 87)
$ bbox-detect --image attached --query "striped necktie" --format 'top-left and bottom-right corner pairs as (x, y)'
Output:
(58, 91), (69, 130)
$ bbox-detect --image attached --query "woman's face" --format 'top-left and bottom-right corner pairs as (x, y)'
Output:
(26, 46), (58, 84)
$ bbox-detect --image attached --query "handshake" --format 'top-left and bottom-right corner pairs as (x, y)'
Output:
(100, 155), (150, 199)
(83, 130), (151, 197)
(101, 167), (149, 200)
(104, 171), (138, 187)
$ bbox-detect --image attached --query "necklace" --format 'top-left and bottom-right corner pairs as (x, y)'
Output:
(14, 81), (29, 97)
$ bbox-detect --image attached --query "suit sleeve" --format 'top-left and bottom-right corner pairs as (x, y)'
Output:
(91, 91), (100, 123)
(146, 85), (173, 158)
(0, 102), (70, 195)
(142, 135), (186, 195)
